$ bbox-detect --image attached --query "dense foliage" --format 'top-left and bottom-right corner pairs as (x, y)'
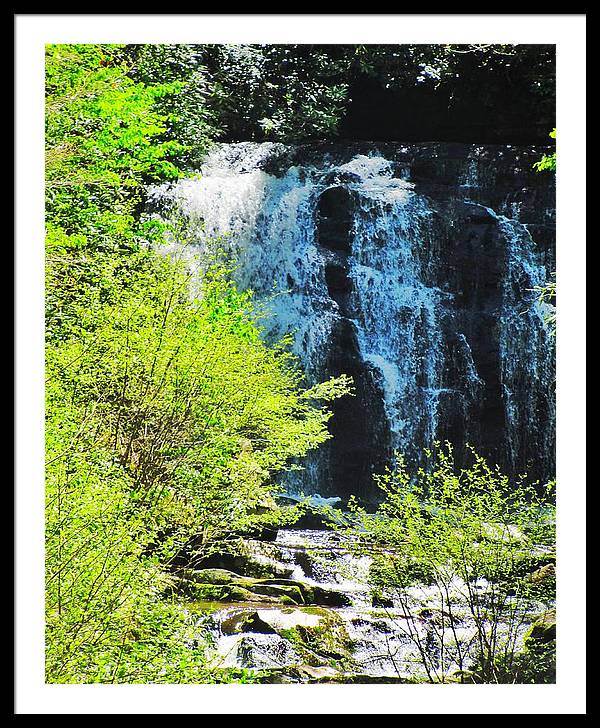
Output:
(123, 43), (555, 150)
(345, 444), (556, 683)
(45, 44), (350, 683)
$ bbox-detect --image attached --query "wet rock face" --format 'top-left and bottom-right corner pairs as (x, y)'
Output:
(323, 318), (392, 498)
(312, 169), (552, 489)
(153, 141), (555, 500)
(316, 183), (393, 497)
(316, 186), (355, 253)
(424, 201), (510, 475)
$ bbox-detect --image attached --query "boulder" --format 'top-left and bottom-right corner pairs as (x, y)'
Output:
(527, 563), (556, 584)
(183, 568), (241, 585)
(177, 569), (351, 607)
(178, 580), (276, 604)
(197, 549), (295, 580)
(244, 579), (351, 607)
(249, 583), (305, 604)
(372, 593), (394, 608)
(526, 608), (556, 644)
(218, 605), (354, 667)
(278, 607), (355, 663)
(220, 606), (325, 633)
(309, 585), (352, 607)
(220, 610), (277, 635)
(177, 559), (351, 609)
(293, 665), (342, 682)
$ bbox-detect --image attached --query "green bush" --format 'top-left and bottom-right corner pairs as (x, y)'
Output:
(348, 443), (556, 683)
(45, 44), (352, 683)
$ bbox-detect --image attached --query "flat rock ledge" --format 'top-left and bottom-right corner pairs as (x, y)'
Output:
(175, 567), (352, 607)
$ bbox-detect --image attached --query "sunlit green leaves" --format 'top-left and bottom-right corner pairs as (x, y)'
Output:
(346, 443), (556, 683)
(45, 44), (352, 682)
(533, 128), (557, 173)
(46, 44), (184, 250)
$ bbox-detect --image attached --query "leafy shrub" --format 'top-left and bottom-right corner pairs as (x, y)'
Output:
(45, 44), (352, 683)
(348, 443), (556, 683)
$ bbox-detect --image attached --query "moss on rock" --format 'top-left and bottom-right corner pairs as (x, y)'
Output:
(525, 608), (556, 644)
(279, 608), (355, 666)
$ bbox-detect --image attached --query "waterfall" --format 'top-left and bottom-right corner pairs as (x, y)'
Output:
(148, 141), (555, 499)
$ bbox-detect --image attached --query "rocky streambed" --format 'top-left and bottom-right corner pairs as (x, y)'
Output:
(179, 528), (410, 683)
(174, 525), (555, 683)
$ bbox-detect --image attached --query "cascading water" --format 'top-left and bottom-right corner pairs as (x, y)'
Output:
(186, 526), (549, 682)
(148, 141), (555, 500)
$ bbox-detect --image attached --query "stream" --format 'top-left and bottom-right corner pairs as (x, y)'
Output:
(183, 524), (547, 683)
